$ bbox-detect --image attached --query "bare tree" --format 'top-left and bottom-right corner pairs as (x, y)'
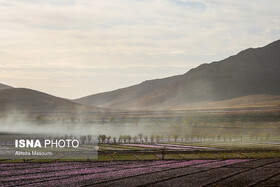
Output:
(113, 137), (117, 144)
(144, 136), (148, 143)
(106, 136), (111, 144)
(80, 136), (87, 144)
(156, 135), (160, 143)
(173, 135), (178, 143)
(133, 136), (138, 143)
(167, 135), (171, 143)
(118, 135), (123, 143)
(127, 135), (132, 144)
(150, 135), (155, 144)
(98, 135), (102, 143)
(161, 135), (164, 143)
(123, 135), (128, 143)
(87, 135), (92, 143)
(185, 135), (189, 142)
(69, 134), (73, 139)
(101, 135), (106, 143)
(217, 135), (221, 141)
(139, 133), (143, 143)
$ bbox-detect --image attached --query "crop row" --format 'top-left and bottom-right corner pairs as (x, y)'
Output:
(0, 159), (252, 186)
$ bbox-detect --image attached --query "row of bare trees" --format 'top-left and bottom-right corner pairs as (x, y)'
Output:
(97, 132), (272, 144)
(72, 132), (272, 145)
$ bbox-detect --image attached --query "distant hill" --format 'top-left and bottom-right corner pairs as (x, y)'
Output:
(75, 39), (280, 110)
(75, 75), (182, 109)
(0, 88), (107, 115)
(0, 83), (13, 90)
(176, 94), (280, 110)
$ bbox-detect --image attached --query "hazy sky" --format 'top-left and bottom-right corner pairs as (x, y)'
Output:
(0, 0), (279, 99)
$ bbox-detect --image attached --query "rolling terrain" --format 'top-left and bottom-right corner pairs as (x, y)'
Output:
(0, 88), (107, 115)
(75, 40), (280, 110)
(0, 83), (13, 90)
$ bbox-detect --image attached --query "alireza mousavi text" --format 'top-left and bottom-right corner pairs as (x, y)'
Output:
(15, 139), (80, 148)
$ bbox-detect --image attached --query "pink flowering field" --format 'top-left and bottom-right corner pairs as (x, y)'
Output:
(0, 159), (253, 186)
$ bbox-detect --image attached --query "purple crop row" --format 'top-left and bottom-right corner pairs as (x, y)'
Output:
(27, 160), (212, 186)
(1, 160), (180, 186)
(1, 159), (252, 186)
(122, 144), (185, 150)
(152, 160), (213, 169)
(1, 160), (177, 178)
(0, 160), (142, 172)
(1, 162), (116, 177)
(0, 161), (97, 170)
(1, 167), (111, 182)
(156, 143), (217, 150)
(192, 159), (252, 168)
(39, 159), (245, 186)
(6, 176), (69, 187)
(0, 163), (102, 174)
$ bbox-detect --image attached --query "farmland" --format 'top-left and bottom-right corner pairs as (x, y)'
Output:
(1, 108), (280, 186)
(1, 159), (280, 186)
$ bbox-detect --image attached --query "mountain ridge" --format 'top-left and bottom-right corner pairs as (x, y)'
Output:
(0, 83), (13, 90)
(74, 39), (280, 110)
(0, 88), (109, 115)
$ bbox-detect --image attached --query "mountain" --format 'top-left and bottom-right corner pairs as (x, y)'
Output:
(75, 39), (280, 110)
(75, 75), (182, 108)
(0, 83), (13, 90)
(0, 88), (107, 115)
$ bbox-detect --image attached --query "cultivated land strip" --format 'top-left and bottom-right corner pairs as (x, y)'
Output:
(1, 159), (280, 187)
(0, 160), (180, 186)
(141, 159), (280, 187)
